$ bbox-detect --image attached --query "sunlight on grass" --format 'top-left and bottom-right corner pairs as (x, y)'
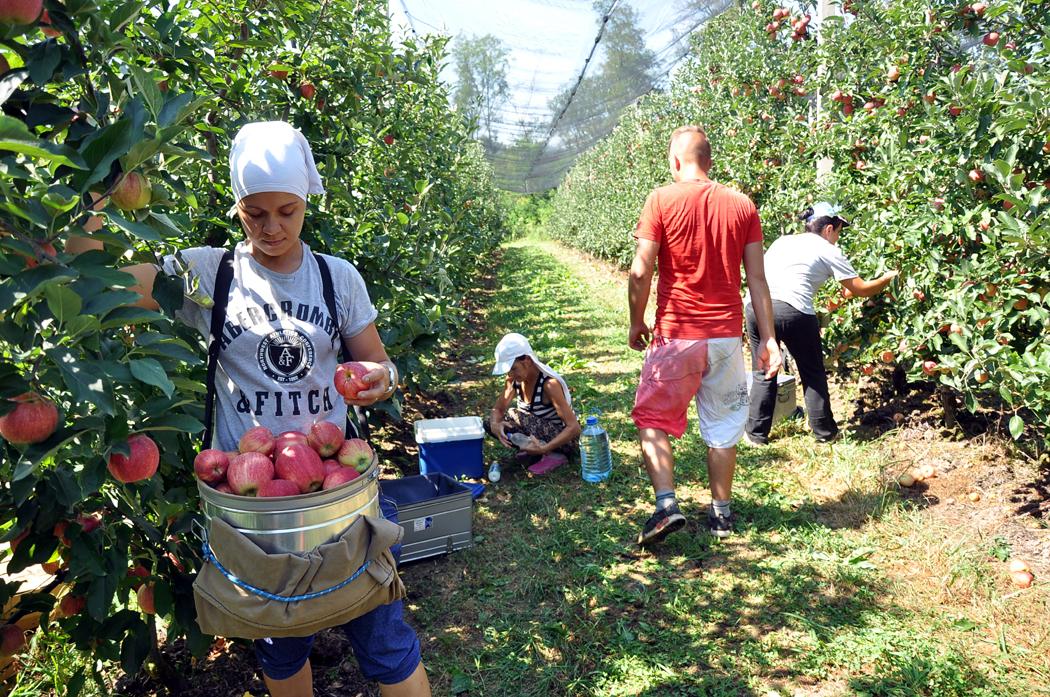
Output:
(400, 237), (1048, 697)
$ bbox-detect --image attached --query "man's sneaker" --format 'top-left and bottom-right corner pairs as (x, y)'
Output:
(814, 431), (841, 444)
(741, 433), (768, 448)
(637, 503), (687, 546)
(706, 510), (735, 538)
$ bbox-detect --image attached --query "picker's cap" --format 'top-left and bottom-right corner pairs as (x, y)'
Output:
(492, 332), (534, 375)
(809, 201), (851, 227)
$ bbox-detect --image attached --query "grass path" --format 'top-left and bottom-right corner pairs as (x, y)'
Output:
(399, 236), (1049, 697)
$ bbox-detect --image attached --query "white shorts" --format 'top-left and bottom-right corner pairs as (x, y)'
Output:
(631, 336), (749, 448)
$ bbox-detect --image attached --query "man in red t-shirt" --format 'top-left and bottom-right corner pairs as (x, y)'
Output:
(629, 125), (781, 544)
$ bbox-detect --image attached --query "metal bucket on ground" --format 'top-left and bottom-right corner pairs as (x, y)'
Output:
(198, 458), (380, 554)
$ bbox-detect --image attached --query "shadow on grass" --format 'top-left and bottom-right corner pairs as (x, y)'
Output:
(398, 241), (987, 696)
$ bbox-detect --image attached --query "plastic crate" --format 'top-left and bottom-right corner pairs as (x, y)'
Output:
(379, 473), (473, 565)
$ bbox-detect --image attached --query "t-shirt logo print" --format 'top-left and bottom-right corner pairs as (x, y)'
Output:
(257, 329), (315, 383)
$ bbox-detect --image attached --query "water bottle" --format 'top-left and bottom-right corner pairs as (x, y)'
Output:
(488, 460), (502, 483)
(580, 415), (612, 483)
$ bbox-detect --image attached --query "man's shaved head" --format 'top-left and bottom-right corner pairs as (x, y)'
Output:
(668, 126), (712, 171)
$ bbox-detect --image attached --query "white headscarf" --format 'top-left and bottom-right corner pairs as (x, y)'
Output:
(228, 121), (324, 210)
(492, 333), (573, 409)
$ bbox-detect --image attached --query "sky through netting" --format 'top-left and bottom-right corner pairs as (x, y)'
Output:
(389, 0), (734, 192)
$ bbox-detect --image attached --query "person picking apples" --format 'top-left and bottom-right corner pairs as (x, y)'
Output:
(486, 332), (581, 475)
(66, 121), (429, 697)
(742, 202), (898, 446)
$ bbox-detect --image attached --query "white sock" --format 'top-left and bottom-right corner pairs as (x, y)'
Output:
(712, 499), (731, 518)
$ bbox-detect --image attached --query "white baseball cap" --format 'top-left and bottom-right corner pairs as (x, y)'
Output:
(809, 201), (851, 226)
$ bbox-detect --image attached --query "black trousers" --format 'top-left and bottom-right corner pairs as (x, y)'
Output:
(745, 300), (837, 442)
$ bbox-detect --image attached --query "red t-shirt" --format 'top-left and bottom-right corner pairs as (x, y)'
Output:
(634, 180), (763, 339)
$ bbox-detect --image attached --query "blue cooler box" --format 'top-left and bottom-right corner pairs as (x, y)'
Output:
(414, 416), (484, 479)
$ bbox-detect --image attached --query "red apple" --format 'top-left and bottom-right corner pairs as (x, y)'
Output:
(830, 89), (844, 102)
(137, 584), (155, 614)
(274, 443), (324, 493)
(108, 434), (160, 483)
(968, 168), (984, 182)
(308, 420), (344, 457)
(227, 451), (274, 496)
(0, 391), (58, 444)
(274, 430), (309, 452)
(881, 350), (896, 364)
(948, 104), (963, 117)
(111, 172), (152, 211)
(268, 69), (288, 80)
(238, 425), (275, 455)
(127, 564), (150, 587)
(323, 467), (360, 490)
(913, 290), (926, 301)
(193, 449), (229, 484)
(38, 8), (59, 36)
(258, 479), (301, 498)
(887, 65), (901, 82)
(214, 481), (233, 494)
(922, 360), (939, 376)
(931, 197), (945, 211)
(21, 239), (57, 268)
(323, 459), (341, 476)
(337, 438), (374, 473)
(0, 0), (42, 24)
(970, 2), (987, 15)
(0, 625), (26, 657)
(299, 81), (315, 99)
(1011, 571), (1033, 588)
(923, 90), (936, 104)
(950, 323), (963, 334)
(55, 594), (86, 619)
(334, 361), (371, 400)
(383, 134), (395, 146)
(982, 32), (999, 47)
(974, 370), (990, 384)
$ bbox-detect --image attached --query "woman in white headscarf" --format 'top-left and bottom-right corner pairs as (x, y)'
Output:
(487, 332), (581, 475)
(68, 122), (431, 697)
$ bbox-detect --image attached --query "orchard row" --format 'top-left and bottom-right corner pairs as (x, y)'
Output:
(549, 0), (1048, 446)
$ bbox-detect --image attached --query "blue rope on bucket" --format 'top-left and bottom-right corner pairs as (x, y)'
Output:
(201, 536), (371, 603)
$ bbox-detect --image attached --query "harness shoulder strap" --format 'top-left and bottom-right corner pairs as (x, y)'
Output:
(314, 252), (369, 441)
(202, 250), (236, 450)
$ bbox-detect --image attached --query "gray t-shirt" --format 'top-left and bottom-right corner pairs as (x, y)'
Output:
(749, 233), (858, 315)
(163, 241), (378, 451)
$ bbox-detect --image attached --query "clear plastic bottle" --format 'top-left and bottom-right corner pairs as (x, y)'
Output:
(488, 460), (502, 482)
(580, 415), (612, 482)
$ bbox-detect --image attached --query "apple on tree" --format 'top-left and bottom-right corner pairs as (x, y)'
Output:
(0, 392), (58, 445)
(0, 0), (42, 25)
(108, 434), (160, 483)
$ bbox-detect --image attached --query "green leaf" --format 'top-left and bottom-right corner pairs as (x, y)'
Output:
(1008, 415), (1024, 440)
(73, 105), (146, 191)
(44, 284), (83, 323)
(120, 619), (151, 675)
(450, 669), (474, 695)
(106, 210), (163, 241)
(129, 358), (175, 397)
(46, 348), (115, 415)
(141, 413), (203, 433)
(99, 306), (164, 330)
(0, 115), (88, 170)
(128, 64), (163, 120)
(0, 265), (79, 314)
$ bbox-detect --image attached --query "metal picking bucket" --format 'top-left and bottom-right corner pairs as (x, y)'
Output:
(197, 459), (380, 554)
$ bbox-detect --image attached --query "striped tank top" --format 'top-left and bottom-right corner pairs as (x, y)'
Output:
(514, 375), (563, 424)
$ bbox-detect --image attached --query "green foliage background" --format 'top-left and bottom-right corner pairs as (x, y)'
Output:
(548, 0), (1049, 447)
(0, 0), (503, 680)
